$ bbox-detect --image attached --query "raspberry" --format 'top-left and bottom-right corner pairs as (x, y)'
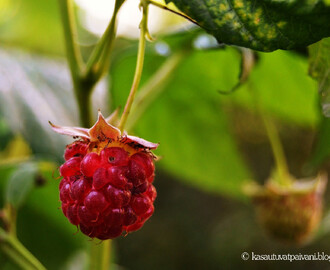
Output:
(59, 145), (157, 240)
(246, 173), (327, 245)
(52, 112), (159, 240)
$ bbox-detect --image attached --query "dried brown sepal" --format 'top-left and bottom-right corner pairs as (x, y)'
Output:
(49, 111), (159, 151)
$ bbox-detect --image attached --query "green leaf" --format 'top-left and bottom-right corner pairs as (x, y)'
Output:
(0, 47), (81, 162)
(231, 50), (319, 126)
(110, 44), (251, 198)
(309, 37), (330, 117)
(136, 98), (251, 198)
(110, 37), (319, 197)
(5, 162), (38, 208)
(165, 0), (330, 52)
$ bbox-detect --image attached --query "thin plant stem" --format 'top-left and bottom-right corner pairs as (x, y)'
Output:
(260, 112), (291, 185)
(58, 0), (93, 126)
(58, 0), (84, 80)
(75, 87), (93, 127)
(101, 240), (111, 270)
(59, 0), (126, 127)
(5, 204), (17, 238)
(89, 240), (112, 270)
(126, 49), (189, 131)
(249, 85), (291, 186)
(84, 0), (125, 82)
(0, 227), (46, 270)
(118, 1), (149, 132)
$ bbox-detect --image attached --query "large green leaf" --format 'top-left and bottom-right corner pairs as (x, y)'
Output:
(165, 0), (330, 52)
(231, 50), (319, 126)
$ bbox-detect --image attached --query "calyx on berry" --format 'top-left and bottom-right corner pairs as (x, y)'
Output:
(244, 172), (327, 245)
(50, 111), (159, 240)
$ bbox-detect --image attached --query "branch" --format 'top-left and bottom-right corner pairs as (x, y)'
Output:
(84, 0), (125, 82)
(126, 49), (189, 131)
(0, 227), (46, 270)
(118, 0), (149, 131)
(58, 0), (84, 82)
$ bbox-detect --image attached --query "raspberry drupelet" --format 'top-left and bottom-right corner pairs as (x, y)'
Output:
(50, 111), (158, 240)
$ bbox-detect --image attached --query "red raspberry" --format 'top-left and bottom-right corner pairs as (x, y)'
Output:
(52, 112), (159, 240)
(59, 146), (157, 239)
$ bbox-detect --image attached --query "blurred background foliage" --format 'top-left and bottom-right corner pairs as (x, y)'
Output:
(0, 0), (330, 269)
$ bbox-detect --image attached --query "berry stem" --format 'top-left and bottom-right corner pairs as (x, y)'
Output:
(102, 240), (111, 270)
(75, 87), (93, 127)
(0, 227), (46, 270)
(249, 84), (291, 186)
(118, 0), (150, 132)
(261, 113), (291, 185)
(126, 48), (189, 131)
(89, 240), (112, 270)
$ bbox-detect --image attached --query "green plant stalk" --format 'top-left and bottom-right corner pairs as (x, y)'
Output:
(247, 79), (291, 186)
(260, 112), (291, 185)
(0, 227), (46, 270)
(84, 0), (125, 82)
(58, 0), (127, 269)
(75, 83), (93, 127)
(118, 1), (149, 132)
(89, 240), (111, 270)
(58, 0), (84, 79)
(59, 0), (126, 127)
(58, 0), (93, 126)
(249, 84), (291, 186)
(126, 49), (188, 131)
(4, 204), (17, 237)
